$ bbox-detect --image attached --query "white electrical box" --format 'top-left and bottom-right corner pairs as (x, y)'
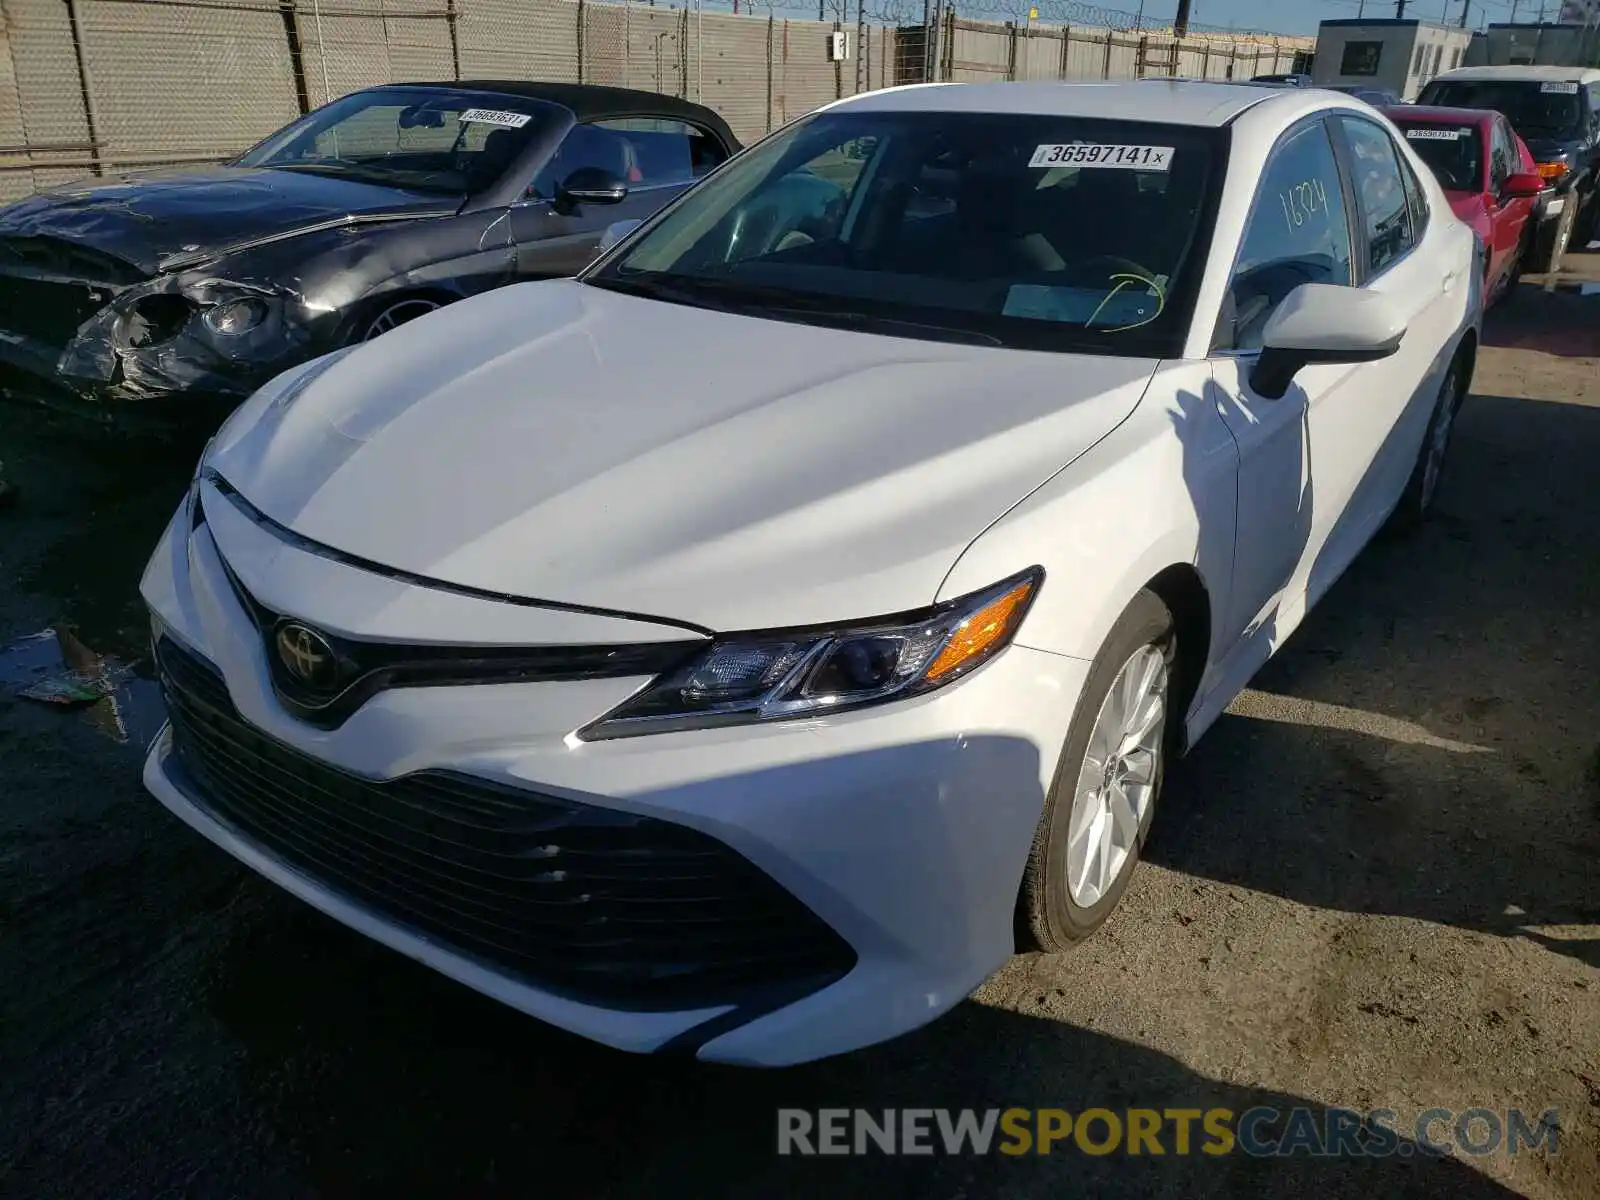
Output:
(829, 31), (849, 61)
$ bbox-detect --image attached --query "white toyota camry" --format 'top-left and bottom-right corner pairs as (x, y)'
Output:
(142, 80), (1480, 1066)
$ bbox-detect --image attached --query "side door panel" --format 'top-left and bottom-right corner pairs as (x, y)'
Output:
(1317, 114), (1461, 586)
(1206, 117), (1357, 659)
(1488, 119), (1531, 286)
(510, 186), (686, 279)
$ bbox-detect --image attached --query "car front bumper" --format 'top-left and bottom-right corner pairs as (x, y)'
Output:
(139, 486), (1089, 1066)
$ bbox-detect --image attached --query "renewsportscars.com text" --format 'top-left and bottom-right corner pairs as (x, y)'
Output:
(777, 1106), (1560, 1158)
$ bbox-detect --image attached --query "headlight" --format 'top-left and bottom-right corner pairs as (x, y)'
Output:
(203, 297), (270, 336)
(579, 568), (1041, 740)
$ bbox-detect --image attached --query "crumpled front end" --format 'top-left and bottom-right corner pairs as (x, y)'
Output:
(0, 234), (328, 420)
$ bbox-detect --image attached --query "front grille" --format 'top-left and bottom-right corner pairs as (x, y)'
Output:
(0, 237), (139, 349)
(0, 274), (112, 347)
(154, 636), (855, 1011)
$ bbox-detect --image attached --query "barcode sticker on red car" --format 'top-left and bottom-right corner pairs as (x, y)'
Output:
(1029, 143), (1173, 170)
(460, 108), (533, 128)
(1541, 81), (1579, 93)
(1406, 128), (1465, 140)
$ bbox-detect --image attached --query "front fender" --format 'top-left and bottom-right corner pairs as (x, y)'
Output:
(938, 361), (1238, 691)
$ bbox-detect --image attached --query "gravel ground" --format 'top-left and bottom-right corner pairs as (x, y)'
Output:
(1, 263), (1596, 1199)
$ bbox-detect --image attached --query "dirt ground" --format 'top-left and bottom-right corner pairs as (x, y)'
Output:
(1, 257), (1597, 1199)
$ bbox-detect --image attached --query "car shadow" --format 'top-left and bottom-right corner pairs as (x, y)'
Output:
(199, 886), (1528, 1198)
(1481, 285), (1600, 358)
(1148, 388), (1600, 971)
(0, 404), (200, 655)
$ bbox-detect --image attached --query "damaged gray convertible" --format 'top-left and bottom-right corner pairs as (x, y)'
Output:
(0, 81), (737, 424)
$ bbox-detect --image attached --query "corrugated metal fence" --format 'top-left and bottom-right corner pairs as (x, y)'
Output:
(0, 0), (1310, 203)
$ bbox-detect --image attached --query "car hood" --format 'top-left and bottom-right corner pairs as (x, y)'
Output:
(0, 165), (454, 276)
(210, 280), (1158, 633)
(1520, 135), (1580, 164)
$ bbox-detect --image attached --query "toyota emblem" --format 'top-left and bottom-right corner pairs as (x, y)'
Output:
(275, 622), (339, 691)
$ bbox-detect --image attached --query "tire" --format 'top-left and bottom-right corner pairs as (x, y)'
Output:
(1575, 187), (1599, 250)
(1390, 349), (1468, 531)
(1017, 590), (1177, 952)
(351, 295), (445, 344)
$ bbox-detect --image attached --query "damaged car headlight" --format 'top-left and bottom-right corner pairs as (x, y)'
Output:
(203, 297), (270, 337)
(123, 295), (195, 348)
(579, 568), (1042, 740)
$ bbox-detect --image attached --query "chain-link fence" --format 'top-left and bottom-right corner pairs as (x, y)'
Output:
(1, 0), (1311, 203)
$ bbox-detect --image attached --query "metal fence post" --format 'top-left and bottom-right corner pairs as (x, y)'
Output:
(61, 0), (105, 175)
(766, 12), (774, 130)
(277, 0), (312, 115)
(680, 8), (690, 98)
(445, 0), (461, 80)
(934, 4), (947, 80)
(577, 0), (586, 84)
(1059, 24), (1070, 79)
(834, 15), (842, 99)
(1102, 30), (1112, 78)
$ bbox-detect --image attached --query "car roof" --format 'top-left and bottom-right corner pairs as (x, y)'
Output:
(1382, 104), (1492, 126)
(377, 79), (737, 137)
(833, 79), (1285, 127)
(1430, 64), (1600, 84)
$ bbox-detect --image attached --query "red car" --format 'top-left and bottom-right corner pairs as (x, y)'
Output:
(1381, 105), (1545, 303)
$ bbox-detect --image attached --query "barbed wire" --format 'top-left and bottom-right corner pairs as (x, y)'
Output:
(672, 0), (1296, 36)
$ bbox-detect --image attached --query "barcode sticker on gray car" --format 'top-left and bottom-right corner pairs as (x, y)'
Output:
(1029, 144), (1173, 170)
(460, 108), (533, 128)
(1406, 128), (1465, 140)
(1541, 81), (1579, 94)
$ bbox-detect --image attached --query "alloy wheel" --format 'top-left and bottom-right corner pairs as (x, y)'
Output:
(1065, 644), (1168, 909)
(361, 298), (442, 341)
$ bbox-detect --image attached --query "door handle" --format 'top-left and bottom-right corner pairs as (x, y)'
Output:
(1441, 269), (1459, 294)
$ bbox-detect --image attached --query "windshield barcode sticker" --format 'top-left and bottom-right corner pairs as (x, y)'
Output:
(1406, 128), (1465, 140)
(460, 108), (533, 128)
(1541, 81), (1579, 94)
(1029, 143), (1174, 170)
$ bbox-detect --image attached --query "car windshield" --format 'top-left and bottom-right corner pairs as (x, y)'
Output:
(237, 87), (559, 194)
(586, 110), (1221, 356)
(1394, 121), (1482, 191)
(1418, 80), (1582, 138)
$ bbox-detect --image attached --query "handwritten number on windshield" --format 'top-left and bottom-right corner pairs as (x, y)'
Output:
(1279, 178), (1330, 233)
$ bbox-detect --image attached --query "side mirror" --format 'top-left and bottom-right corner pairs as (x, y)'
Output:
(557, 166), (628, 209)
(1250, 283), (1406, 400)
(597, 218), (643, 254)
(1502, 172), (1545, 199)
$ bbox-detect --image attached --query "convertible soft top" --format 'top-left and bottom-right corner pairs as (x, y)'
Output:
(403, 80), (740, 148)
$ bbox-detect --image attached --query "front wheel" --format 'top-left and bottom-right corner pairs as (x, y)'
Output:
(1017, 590), (1176, 952)
(355, 296), (444, 343)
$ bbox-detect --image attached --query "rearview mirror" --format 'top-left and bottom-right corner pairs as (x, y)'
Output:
(558, 167), (628, 209)
(597, 218), (643, 254)
(1250, 283), (1406, 400)
(1502, 172), (1545, 199)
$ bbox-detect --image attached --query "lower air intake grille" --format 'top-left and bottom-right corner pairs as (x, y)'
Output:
(155, 636), (855, 1011)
